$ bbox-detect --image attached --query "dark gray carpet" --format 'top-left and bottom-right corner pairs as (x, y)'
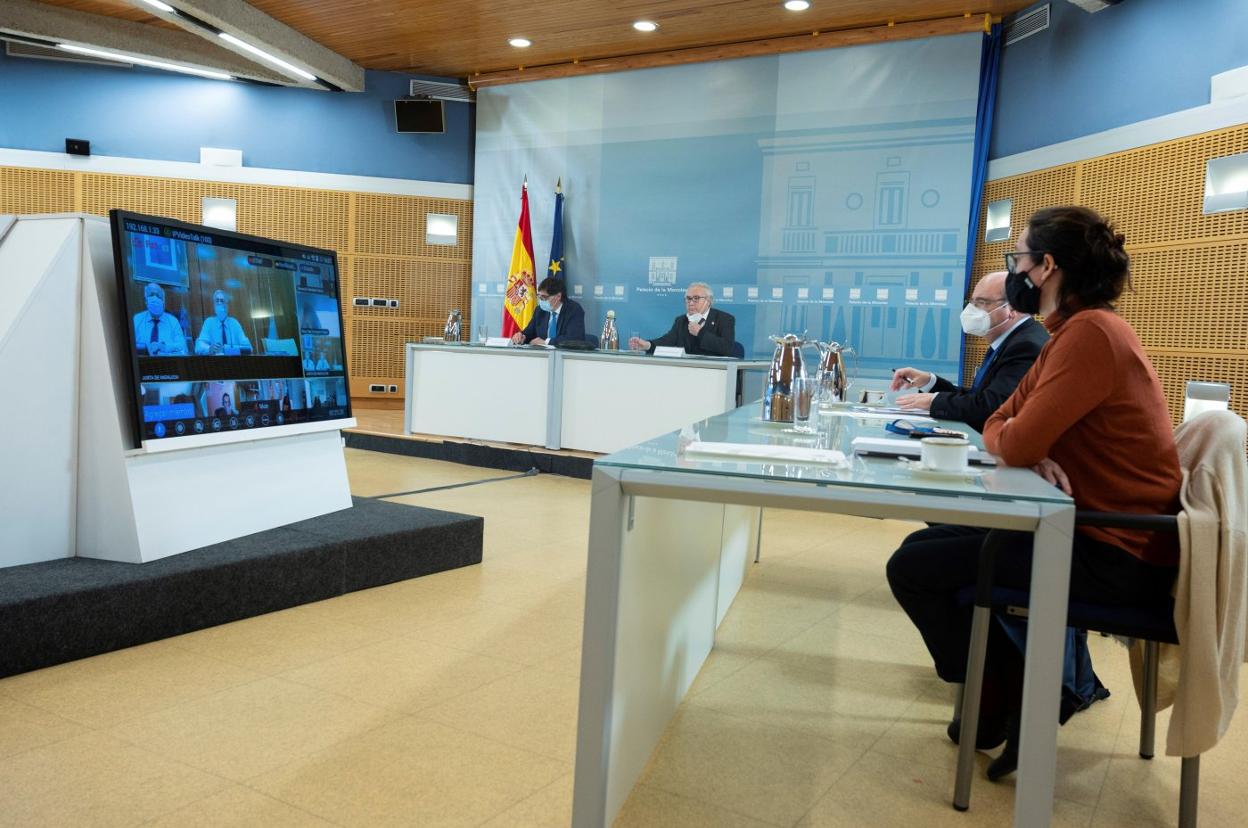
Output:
(0, 497), (482, 678)
(344, 432), (594, 479)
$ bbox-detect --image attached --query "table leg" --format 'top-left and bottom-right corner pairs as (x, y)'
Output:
(1013, 504), (1074, 827)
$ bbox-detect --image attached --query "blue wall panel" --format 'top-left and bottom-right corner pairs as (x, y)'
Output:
(991, 0), (1248, 159)
(0, 50), (474, 183)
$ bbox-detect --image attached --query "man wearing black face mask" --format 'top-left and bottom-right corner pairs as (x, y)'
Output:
(890, 271), (1048, 433)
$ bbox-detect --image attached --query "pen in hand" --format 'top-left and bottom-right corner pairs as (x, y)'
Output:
(891, 368), (915, 386)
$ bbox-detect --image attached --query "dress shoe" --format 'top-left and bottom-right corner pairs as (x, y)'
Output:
(985, 715), (1021, 781)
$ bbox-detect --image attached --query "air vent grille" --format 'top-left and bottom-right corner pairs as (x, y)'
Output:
(1005, 3), (1050, 46)
(409, 79), (474, 103)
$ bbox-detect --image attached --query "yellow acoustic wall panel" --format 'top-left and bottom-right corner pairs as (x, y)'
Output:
(970, 123), (1248, 424)
(3, 165), (472, 401)
(0, 167), (76, 214)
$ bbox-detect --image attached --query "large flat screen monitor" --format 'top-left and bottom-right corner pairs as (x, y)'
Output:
(110, 210), (351, 448)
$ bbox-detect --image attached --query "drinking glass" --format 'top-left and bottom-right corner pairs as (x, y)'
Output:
(629, 331), (641, 352)
(477, 323), (488, 343)
(792, 376), (817, 433)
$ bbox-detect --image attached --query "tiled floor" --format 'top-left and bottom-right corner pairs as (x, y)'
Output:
(3, 448), (1247, 826)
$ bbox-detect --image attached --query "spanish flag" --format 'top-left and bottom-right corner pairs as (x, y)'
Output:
(502, 179), (536, 338)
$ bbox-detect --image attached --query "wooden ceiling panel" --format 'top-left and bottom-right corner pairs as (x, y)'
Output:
(32, 0), (1034, 79)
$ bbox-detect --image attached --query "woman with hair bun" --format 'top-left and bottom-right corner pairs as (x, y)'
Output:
(886, 206), (1182, 779)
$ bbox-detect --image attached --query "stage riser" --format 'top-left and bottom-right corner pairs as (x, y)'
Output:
(0, 498), (482, 678)
(345, 432), (594, 480)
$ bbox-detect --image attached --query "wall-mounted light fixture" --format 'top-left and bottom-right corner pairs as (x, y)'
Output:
(1203, 151), (1248, 214)
(202, 197), (238, 231)
(426, 213), (458, 246)
(985, 198), (1012, 242)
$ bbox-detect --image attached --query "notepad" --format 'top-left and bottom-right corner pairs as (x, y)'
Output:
(850, 436), (998, 466)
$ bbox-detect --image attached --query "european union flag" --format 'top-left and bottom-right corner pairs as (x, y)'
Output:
(547, 180), (566, 286)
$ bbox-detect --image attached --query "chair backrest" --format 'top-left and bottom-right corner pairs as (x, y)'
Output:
(585, 334), (599, 349)
(730, 341), (745, 359)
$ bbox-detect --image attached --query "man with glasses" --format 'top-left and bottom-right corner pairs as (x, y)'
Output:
(628, 282), (736, 357)
(511, 276), (586, 346)
(890, 270), (1047, 433)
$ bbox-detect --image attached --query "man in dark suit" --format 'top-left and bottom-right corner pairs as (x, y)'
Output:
(890, 271), (1048, 433)
(512, 276), (586, 346)
(628, 282), (736, 357)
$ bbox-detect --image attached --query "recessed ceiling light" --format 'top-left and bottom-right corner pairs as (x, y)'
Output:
(784, 0), (811, 10)
(509, 37), (532, 48)
(633, 21), (659, 32)
(140, 0), (176, 12)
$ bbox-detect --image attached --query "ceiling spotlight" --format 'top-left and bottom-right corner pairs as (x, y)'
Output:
(509, 37), (532, 48)
(57, 43), (232, 80)
(633, 21), (659, 32)
(784, 0), (811, 10)
(140, 0), (176, 12)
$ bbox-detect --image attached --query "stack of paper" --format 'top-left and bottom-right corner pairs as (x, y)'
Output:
(685, 441), (849, 467)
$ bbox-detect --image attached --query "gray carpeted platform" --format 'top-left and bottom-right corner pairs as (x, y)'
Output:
(0, 497), (482, 678)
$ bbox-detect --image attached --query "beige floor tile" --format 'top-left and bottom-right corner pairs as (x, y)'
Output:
(278, 634), (524, 714)
(638, 705), (864, 826)
(797, 750), (1093, 827)
(170, 604), (392, 675)
(250, 716), (568, 828)
(420, 665), (581, 763)
(0, 639), (263, 729)
(769, 614), (936, 677)
(408, 601), (583, 665)
(615, 784), (780, 827)
(343, 448), (514, 496)
(481, 772), (574, 828)
(824, 583), (934, 644)
(533, 643), (585, 680)
(107, 676), (395, 781)
(275, 582), (485, 640)
(687, 646), (758, 697)
(688, 655), (928, 751)
(746, 556), (882, 603)
(0, 694), (91, 760)
(0, 730), (227, 827)
(147, 785), (335, 827)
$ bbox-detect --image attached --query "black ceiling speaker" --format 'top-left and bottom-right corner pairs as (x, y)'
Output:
(395, 99), (445, 134)
(65, 138), (91, 156)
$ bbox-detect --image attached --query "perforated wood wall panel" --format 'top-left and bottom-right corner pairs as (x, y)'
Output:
(1081, 125), (1248, 247)
(0, 168), (76, 214)
(4, 164), (473, 404)
(355, 193), (473, 258)
(971, 123), (1248, 423)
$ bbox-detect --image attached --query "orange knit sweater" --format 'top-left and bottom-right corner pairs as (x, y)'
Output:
(983, 308), (1182, 566)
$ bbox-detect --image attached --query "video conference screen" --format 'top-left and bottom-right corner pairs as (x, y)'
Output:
(110, 210), (351, 447)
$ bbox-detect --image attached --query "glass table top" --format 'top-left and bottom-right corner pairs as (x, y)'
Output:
(596, 401), (1072, 505)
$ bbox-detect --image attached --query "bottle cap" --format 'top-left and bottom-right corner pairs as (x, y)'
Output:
(606, 310), (615, 318)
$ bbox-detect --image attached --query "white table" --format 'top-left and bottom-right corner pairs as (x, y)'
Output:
(404, 343), (769, 453)
(571, 405), (1075, 828)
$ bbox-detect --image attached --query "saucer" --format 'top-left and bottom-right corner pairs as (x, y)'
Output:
(899, 458), (984, 480)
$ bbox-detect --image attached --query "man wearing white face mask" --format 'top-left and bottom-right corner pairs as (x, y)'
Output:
(890, 270), (1047, 433)
(628, 282), (736, 357)
(512, 276), (586, 346)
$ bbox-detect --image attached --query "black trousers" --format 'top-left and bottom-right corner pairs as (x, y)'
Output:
(886, 525), (1176, 685)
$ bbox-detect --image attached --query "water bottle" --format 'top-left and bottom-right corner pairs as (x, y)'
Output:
(601, 310), (619, 350)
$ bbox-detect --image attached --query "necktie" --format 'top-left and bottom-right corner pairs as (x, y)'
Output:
(548, 311), (557, 341)
(971, 346), (996, 391)
(150, 317), (159, 343)
(221, 319), (227, 346)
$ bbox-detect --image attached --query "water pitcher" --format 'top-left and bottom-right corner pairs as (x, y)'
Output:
(762, 334), (806, 422)
(814, 340), (857, 403)
(444, 309), (462, 342)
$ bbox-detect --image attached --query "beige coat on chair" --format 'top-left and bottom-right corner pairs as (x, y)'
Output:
(1132, 410), (1248, 757)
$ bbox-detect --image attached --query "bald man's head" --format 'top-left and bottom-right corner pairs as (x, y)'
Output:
(965, 270), (1018, 339)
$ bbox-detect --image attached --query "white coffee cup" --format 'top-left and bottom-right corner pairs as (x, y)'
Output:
(920, 436), (970, 473)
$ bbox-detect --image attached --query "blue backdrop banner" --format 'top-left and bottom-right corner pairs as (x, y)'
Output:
(471, 33), (983, 378)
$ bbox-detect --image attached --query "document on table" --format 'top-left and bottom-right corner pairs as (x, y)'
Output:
(825, 408), (936, 424)
(685, 441), (850, 467)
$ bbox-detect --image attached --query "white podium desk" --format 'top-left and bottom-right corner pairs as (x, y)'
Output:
(403, 343), (769, 454)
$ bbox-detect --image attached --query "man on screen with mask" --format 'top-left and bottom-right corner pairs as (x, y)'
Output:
(195, 290), (253, 356)
(628, 281), (736, 357)
(889, 270), (1047, 434)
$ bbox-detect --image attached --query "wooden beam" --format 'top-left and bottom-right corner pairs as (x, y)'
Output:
(470, 15), (987, 89)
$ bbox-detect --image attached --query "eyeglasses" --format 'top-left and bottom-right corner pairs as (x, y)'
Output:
(537, 293), (551, 301)
(1004, 250), (1051, 275)
(970, 297), (1007, 310)
(685, 294), (710, 303)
